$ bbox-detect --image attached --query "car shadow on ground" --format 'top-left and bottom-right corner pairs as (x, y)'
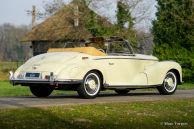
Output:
(17, 91), (160, 99)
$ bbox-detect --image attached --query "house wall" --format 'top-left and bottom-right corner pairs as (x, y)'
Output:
(32, 41), (66, 56)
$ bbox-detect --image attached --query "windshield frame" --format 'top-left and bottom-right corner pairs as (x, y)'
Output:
(105, 40), (134, 56)
(62, 37), (135, 56)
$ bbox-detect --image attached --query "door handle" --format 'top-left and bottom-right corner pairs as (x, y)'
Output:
(109, 62), (114, 65)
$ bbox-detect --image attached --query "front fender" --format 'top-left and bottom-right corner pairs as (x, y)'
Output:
(144, 61), (182, 85)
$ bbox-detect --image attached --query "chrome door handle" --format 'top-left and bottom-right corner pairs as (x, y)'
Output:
(109, 62), (114, 65)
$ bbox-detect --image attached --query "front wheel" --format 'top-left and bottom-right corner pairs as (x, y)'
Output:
(30, 85), (53, 97)
(77, 71), (101, 99)
(157, 71), (177, 95)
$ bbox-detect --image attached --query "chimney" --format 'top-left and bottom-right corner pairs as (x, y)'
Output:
(32, 5), (36, 28)
(74, 5), (79, 27)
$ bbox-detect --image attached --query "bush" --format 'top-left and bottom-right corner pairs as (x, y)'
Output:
(154, 44), (194, 83)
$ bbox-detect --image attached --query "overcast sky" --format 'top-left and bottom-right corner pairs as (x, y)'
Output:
(0, 0), (71, 25)
(0, 0), (157, 31)
(0, 0), (46, 25)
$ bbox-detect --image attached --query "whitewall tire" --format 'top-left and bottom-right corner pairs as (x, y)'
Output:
(157, 71), (177, 95)
(77, 71), (101, 99)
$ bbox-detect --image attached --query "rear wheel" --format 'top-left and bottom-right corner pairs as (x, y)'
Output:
(115, 89), (130, 94)
(30, 85), (53, 97)
(77, 71), (101, 99)
(157, 71), (177, 95)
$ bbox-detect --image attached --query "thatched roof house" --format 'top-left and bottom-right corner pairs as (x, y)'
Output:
(23, 0), (112, 55)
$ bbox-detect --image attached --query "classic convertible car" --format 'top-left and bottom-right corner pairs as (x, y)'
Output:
(9, 37), (182, 98)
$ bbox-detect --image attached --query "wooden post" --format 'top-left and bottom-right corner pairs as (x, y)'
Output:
(32, 5), (36, 28)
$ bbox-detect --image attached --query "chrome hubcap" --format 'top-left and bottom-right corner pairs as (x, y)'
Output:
(84, 73), (100, 96)
(86, 79), (97, 90)
(164, 72), (177, 92)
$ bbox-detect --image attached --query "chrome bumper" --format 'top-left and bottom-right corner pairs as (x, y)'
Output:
(10, 79), (82, 86)
(9, 71), (82, 86)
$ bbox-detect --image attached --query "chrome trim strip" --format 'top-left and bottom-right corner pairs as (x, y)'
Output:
(104, 84), (161, 89)
(94, 58), (158, 61)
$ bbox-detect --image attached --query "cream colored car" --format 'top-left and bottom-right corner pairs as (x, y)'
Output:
(9, 37), (183, 98)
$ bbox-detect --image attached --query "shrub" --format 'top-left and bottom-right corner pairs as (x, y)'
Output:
(154, 44), (194, 83)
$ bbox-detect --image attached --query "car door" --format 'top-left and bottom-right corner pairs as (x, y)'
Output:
(105, 55), (148, 86)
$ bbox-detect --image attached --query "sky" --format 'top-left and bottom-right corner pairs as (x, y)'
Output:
(0, 0), (47, 25)
(0, 0), (157, 32)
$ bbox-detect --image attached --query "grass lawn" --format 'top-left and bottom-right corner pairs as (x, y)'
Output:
(0, 81), (193, 97)
(178, 83), (194, 89)
(0, 81), (77, 97)
(0, 81), (31, 96)
(0, 61), (23, 80)
(0, 99), (193, 129)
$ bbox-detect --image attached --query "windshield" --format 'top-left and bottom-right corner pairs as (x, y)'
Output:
(62, 38), (134, 56)
(106, 41), (133, 55)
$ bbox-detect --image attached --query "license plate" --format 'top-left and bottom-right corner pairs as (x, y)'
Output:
(25, 73), (40, 78)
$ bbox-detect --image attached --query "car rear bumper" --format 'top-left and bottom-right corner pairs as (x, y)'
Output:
(9, 71), (82, 86)
(10, 79), (82, 86)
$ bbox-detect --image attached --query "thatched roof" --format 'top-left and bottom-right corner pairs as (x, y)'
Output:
(22, 0), (112, 42)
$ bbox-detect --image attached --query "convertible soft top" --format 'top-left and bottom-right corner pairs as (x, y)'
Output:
(47, 47), (107, 56)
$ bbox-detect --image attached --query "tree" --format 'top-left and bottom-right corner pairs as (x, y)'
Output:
(38, 0), (92, 18)
(153, 0), (194, 49)
(117, 1), (134, 29)
(136, 31), (154, 54)
(43, 0), (65, 17)
(152, 0), (194, 82)
(26, 0), (65, 21)
(115, 1), (137, 45)
(0, 24), (31, 61)
(85, 0), (137, 45)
